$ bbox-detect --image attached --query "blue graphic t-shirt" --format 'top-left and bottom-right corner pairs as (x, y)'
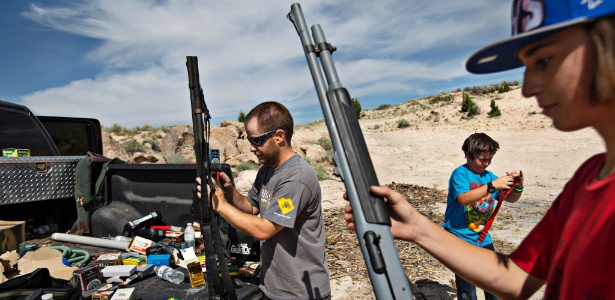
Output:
(442, 164), (499, 246)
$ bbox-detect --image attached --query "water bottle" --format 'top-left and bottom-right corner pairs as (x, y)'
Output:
(184, 223), (195, 249)
(155, 265), (185, 284)
(33, 224), (59, 234)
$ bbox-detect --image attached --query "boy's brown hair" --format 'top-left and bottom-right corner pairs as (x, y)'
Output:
(461, 133), (500, 159)
(589, 16), (615, 103)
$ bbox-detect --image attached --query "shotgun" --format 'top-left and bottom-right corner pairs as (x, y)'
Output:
(186, 56), (237, 300)
(287, 4), (415, 299)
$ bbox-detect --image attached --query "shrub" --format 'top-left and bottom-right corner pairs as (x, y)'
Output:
(122, 139), (144, 153)
(236, 161), (259, 172)
(314, 137), (334, 164)
(313, 165), (328, 181)
(467, 103), (480, 117)
(397, 119), (410, 128)
(488, 99), (502, 117)
(238, 110), (246, 122)
(165, 153), (188, 164)
(375, 104), (391, 110)
(429, 92), (454, 105)
(316, 137), (333, 151)
(145, 139), (161, 152)
(109, 123), (126, 135)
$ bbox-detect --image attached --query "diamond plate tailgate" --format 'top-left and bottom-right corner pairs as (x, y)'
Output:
(0, 156), (85, 205)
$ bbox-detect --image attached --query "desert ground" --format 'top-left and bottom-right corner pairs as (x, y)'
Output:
(312, 87), (605, 299)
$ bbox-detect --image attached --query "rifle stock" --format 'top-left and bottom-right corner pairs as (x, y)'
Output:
(287, 4), (414, 299)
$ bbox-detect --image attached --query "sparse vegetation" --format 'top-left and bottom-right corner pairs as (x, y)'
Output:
(313, 165), (328, 181)
(429, 92), (454, 105)
(351, 98), (362, 119)
(376, 104), (391, 110)
(165, 153), (188, 164)
(236, 161), (259, 172)
(498, 80), (511, 93)
(145, 138), (161, 152)
(122, 139), (145, 153)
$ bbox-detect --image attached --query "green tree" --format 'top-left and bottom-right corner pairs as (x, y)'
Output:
(461, 92), (474, 113)
(488, 99), (502, 117)
(238, 110), (246, 122)
(351, 98), (362, 119)
(498, 80), (511, 93)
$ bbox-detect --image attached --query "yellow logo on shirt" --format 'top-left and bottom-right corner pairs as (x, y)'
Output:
(277, 197), (295, 215)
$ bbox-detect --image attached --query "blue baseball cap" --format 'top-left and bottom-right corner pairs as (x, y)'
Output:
(466, 0), (615, 74)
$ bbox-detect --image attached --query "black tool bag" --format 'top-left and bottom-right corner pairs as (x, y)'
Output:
(0, 268), (82, 300)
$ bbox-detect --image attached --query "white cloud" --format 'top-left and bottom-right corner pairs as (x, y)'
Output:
(19, 0), (517, 127)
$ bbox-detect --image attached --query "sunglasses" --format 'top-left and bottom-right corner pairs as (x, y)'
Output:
(247, 129), (279, 147)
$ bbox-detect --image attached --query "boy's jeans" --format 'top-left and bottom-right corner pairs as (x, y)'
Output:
(455, 243), (500, 300)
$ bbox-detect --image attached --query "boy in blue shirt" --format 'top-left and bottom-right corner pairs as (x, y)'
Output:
(443, 133), (524, 300)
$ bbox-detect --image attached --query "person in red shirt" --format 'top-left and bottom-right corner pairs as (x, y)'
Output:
(344, 0), (615, 298)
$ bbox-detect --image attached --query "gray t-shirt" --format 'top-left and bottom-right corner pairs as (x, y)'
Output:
(248, 153), (330, 299)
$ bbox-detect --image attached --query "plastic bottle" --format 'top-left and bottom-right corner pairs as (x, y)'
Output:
(155, 265), (185, 284)
(33, 224), (59, 234)
(184, 223), (195, 249)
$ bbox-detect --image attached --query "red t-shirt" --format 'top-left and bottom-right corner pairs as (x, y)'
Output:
(510, 154), (615, 299)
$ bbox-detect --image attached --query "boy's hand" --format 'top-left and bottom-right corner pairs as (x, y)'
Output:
(506, 170), (524, 188)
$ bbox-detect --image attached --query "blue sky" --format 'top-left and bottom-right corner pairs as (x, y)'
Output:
(0, 1), (523, 128)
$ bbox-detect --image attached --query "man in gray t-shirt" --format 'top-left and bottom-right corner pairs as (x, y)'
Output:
(198, 101), (330, 299)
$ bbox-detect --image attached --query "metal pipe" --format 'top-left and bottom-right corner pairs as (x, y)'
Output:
(51, 233), (129, 250)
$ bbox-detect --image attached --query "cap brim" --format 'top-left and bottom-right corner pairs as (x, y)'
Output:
(466, 18), (589, 74)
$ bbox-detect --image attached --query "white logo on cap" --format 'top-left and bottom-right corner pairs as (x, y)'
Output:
(512, 0), (545, 34)
(581, 0), (604, 10)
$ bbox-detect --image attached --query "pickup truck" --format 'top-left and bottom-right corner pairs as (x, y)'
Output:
(0, 99), (261, 299)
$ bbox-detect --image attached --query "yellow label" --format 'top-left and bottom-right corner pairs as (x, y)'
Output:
(277, 197), (295, 215)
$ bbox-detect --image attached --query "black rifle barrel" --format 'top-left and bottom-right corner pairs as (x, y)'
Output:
(287, 3), (414, 299)
(186, 56), (237, 300)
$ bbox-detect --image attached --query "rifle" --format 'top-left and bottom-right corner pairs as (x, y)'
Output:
(186, 56), (237, 300)
(287, 4), (415, 299)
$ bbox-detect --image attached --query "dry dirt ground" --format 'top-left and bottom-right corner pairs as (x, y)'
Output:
(315, 88), (605, 299)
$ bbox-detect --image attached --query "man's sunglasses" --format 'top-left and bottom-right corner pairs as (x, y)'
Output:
(247, 129), (280, 147)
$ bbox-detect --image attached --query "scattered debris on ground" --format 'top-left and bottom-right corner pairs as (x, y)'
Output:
(324, 183), (518, 299)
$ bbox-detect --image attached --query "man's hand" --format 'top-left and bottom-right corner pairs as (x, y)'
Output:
(196, 177), (227, 211)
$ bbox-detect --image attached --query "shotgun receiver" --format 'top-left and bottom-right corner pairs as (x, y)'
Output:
(186, 56), (236, 300)
(287, 4), (414, 299)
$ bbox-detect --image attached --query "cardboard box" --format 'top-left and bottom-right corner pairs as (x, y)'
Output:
(0, 221), (25, 253)
(239, 261), (260, 277)
(73, 265), (102, 291)
(2, 148), (30, 157)
(110, 287), (135, 300)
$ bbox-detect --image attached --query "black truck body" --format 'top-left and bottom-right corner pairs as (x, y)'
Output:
(0, 99), (262, 299)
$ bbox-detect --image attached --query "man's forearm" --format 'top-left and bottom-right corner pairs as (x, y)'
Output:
(226, 189), (256, 214)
